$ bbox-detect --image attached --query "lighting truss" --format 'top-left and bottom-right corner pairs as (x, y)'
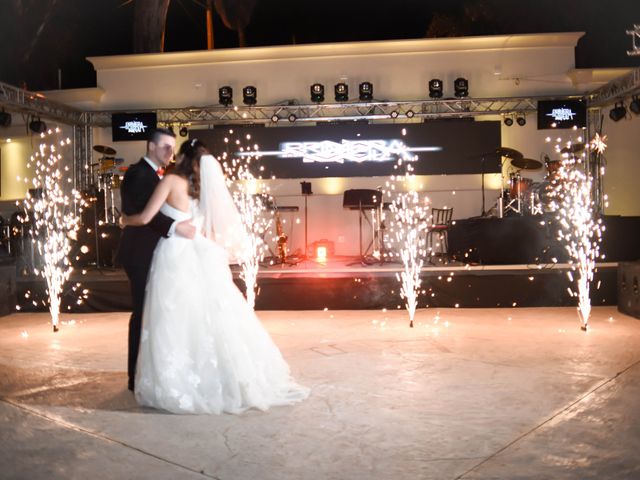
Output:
(586, 68), (640, 107)
(86, 97), (540, 127)
(0, 80), (83, 125)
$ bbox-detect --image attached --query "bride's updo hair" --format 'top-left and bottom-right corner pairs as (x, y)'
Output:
(171, 138), (208, 198)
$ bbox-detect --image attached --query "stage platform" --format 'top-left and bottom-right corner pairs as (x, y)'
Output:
(15, 256), (619, 313)
(2, 307), (640, 479)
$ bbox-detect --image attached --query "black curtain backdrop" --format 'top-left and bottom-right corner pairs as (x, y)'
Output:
(449, 215), (640, 265)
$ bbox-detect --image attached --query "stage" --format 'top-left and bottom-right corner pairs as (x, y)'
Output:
(14, 257), (620, 313)
(1, 307), (640, 479)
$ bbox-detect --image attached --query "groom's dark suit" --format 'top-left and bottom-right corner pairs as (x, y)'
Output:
(117, 158), (174, 390)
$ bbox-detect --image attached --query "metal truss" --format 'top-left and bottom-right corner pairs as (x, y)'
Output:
(87, 97), (542, 127)
(587, 68), (640, 107)
(628, 25), (640, 57)
(0, 80), (83, 125)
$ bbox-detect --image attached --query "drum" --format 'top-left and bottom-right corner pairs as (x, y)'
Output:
(545, 159), (562, 182)
(110, 175), (122, 189)
(529, 181), (556, 213)
(508, 174), (532, 199)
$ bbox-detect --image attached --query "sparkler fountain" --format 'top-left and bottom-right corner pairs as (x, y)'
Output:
(548, 133), (606, 330)
(217, 130), (272, 310)
(21, 128), (83, 331)
(384, 150), (429, 327)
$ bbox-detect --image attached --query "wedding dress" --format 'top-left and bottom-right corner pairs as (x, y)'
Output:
(135, 157), (309, 414)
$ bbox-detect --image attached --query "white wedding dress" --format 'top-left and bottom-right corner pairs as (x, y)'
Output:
(135, 196), (309, 414)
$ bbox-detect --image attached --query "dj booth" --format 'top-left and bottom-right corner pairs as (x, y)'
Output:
(448, 214), (640, 265)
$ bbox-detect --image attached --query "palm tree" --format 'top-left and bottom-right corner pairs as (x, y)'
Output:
(131, 0), (257, 54)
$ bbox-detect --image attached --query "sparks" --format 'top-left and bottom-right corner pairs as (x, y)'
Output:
(22, 129), (83, 332)
(590, 133), (608, 155)
(220, 130), (272, 310)
(384, 149), (429, 327)
(550, 140), (604, 330)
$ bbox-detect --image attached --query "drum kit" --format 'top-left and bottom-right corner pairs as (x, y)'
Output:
(492, 146), (582, 217)
(91, 145), (126, 224)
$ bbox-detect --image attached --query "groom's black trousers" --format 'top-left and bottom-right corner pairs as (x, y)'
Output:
(124, 264), (151, 389)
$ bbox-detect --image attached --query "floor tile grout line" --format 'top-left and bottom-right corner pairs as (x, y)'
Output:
(0, 397), (221, 480)
(454, 357), (640, 480)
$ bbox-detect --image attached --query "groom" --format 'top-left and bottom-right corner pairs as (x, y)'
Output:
(117, 128), (195, 391)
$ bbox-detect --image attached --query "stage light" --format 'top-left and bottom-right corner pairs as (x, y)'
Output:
(0, 110), (11, 128)
(179, 126), (188, 137)
(390, 110), (399, 119)
(316, 245), (328, 262)
(310, 83), (325, 103)
(29, 118), (47, 134)
(503, 116), (513, 127)
(242, 85), (257, 105)
(454, 77), (469, 98)
(288, 113), (297, 123)
(630, 96), (640, 115)
(359, 82), (373, 101)
(428, 79), (443, 98)
(609, 102), (626, 122)
(271, 114), (279, 122)
(218, 86), (233, 106)
(334, 83), (348, 102)
(406, 110), (415, 118)
(516, 115), (526, 126)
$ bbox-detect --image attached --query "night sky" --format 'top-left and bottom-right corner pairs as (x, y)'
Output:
(1, 0), (638, 91)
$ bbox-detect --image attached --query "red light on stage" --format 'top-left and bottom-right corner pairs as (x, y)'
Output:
(310, 239), (335, 262)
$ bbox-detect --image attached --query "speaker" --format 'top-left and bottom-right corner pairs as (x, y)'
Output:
(618, 261), (640, 319)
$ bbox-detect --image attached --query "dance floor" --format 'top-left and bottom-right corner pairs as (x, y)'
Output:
(1, 307), (640, 479)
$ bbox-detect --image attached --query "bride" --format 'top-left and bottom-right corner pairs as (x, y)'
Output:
(121, 138), (309, 414)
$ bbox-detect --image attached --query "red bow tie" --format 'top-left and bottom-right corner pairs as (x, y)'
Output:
(156, 167), (165, 176)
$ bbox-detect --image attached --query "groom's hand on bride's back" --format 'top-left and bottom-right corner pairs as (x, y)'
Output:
(175, 220), (196, 239)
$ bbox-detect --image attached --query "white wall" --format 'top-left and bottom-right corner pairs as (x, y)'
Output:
(601, 112), (640, 216)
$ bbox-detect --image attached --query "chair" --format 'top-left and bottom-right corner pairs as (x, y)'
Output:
(427, 207), (453, 261)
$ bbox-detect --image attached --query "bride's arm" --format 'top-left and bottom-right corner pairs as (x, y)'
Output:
(121, 176), (174, 226)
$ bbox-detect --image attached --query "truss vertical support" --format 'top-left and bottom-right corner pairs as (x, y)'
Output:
(73, 116), (92, 192)
(587, 108), (606, 215)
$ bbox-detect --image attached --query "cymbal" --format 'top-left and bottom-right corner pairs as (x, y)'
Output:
(511, 158), (543, 170)
(93, 145), (116, 156)
(560, 143), (585, 154)
(495, 147), (523, 160)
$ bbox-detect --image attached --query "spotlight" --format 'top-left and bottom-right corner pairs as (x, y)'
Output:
(630, 96), (640, 115)
(310, 83), (325, 103)
(406, 110), (415, 118)
(390, 111), (399, 119)
(288, 113), (297, 123)
(242, 85), (257, 105)
(179, 126), (188, 137)
(218, 86), (233, 106)
(0, 110), (11, 128)
(516, 115), (526, 126)
(428, 78), (443, 98)
(454, 77), (469, 98)
(271, 114), (279, 123)
(334, 83), (348, 102)
(359, 81), (373, 101)
(29, 118), (47, 134)
(503, 116), (514, 127)
(609, 102), (626, 122)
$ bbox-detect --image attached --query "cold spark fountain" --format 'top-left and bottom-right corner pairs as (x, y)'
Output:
(548, 133), (605, 330)
(218, 130), (272, 309)
(384, 147), (429, 327)
(21, 128), (82, 331)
